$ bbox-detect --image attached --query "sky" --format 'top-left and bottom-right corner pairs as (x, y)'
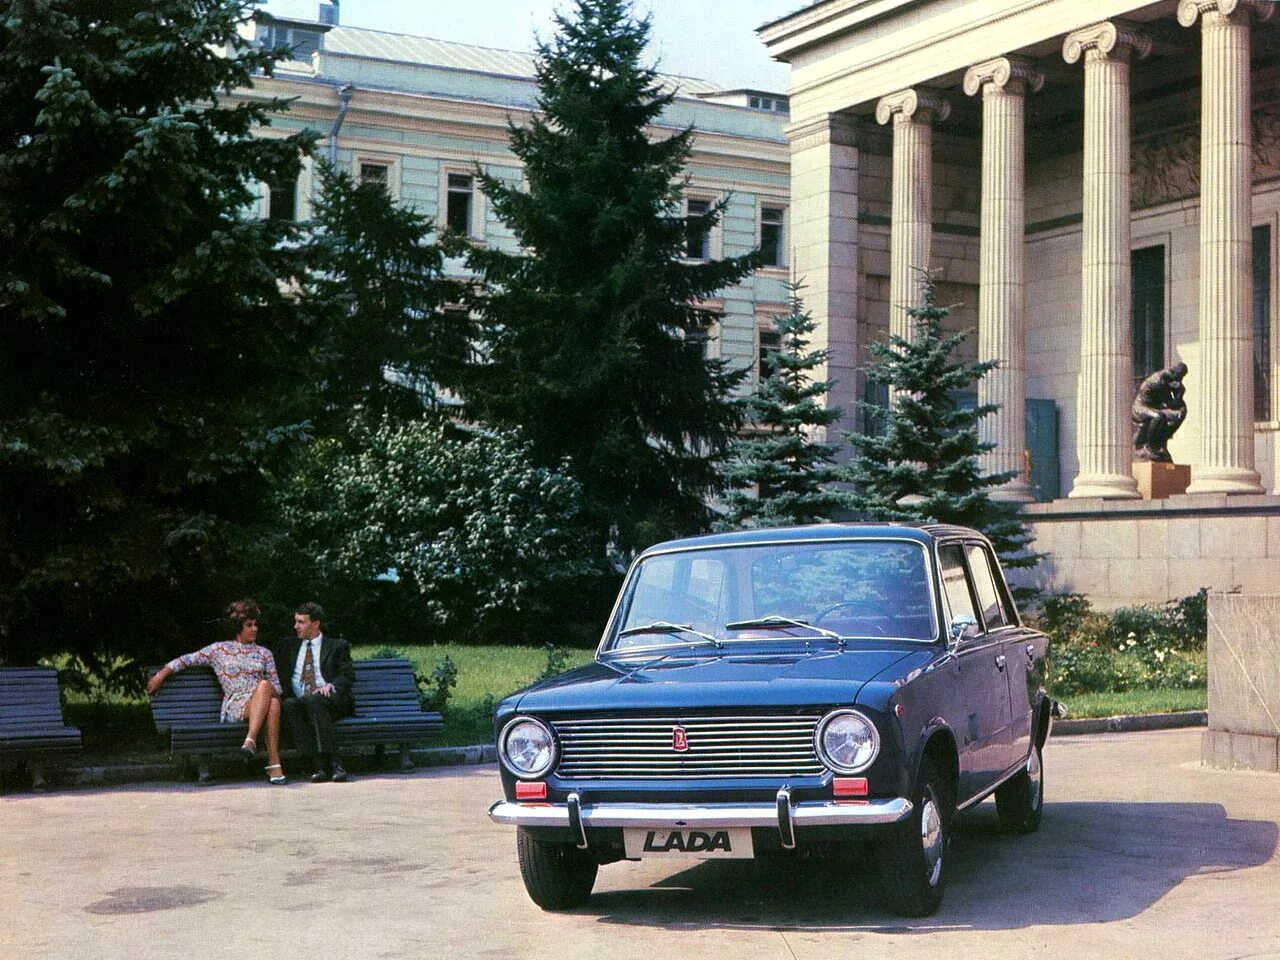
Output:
(261, 0), (800, 91)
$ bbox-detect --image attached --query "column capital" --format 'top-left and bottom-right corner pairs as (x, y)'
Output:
(1177, 0), (1275, 26)
(1063, 21), (1153, 64)
(874, 87), (950, 126)
(963, 56), (1045, 97)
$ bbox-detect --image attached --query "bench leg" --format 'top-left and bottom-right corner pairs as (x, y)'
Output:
(196, 757), (214, 785)
(398, 744), (414, 771)
(30, 763), (48, 792)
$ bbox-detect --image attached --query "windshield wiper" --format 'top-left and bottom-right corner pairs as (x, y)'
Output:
(722, 615), (843, 646)
(616, 621), (722, 648)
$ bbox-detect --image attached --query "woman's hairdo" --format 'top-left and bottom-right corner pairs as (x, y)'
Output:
(224, 599), (262, 639)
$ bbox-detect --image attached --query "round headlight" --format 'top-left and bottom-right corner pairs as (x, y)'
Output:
(815, 709), (880, 774)
(500, 716), (557, 779)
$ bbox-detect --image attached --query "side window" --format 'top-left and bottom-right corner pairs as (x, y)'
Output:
(938, 544), (978, 626)
(965, 544), (1010, 629)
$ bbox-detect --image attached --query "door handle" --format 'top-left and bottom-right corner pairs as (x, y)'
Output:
(994, 654), (1007, 671)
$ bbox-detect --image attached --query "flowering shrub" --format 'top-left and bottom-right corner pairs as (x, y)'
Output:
(1031, 590), (1208, 695)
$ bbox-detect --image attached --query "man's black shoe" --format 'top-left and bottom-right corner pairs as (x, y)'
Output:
(311, 759), (331, 783)
(330, 760), (350, 783)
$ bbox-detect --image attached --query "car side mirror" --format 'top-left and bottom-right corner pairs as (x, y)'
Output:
(949, 613), (979, 644)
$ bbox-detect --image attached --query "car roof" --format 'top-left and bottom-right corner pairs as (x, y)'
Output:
(637, 522), (988, 558)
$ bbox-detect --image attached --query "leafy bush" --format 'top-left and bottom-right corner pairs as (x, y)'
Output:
(1035, 589), (1209, 695)
(538, 643), (569, 682)
(417, 654), (459, 714)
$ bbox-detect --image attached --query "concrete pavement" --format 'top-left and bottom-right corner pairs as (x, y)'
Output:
(3, 728), (1278, 960)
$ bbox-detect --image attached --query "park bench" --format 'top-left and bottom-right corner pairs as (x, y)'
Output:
(0, 667), (84, 790)
(148, 658), (444, 783)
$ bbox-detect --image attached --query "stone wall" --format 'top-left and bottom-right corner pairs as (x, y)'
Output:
(1201, 593), (1280, 773)
(1015, 495), (1280, 607)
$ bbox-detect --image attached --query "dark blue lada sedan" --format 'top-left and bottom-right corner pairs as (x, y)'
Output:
(489, 523), (1054, 916)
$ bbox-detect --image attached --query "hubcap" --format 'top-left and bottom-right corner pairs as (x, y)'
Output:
(1028, 749), (1043, 809)
(920, 796), (944, 887)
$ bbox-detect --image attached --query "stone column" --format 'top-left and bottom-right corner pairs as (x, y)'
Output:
(964, 58), (1044, 503)
(786, 113), (861, 447)
(876, 89), (949, 344)
(1180, 0), (1270, 494)
(1063, 23), (1150, 500)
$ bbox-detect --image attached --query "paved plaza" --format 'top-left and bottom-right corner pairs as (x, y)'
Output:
(3, 728), (1279, 960)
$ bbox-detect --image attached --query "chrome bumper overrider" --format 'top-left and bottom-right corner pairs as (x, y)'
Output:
(489, 789), (914, 849)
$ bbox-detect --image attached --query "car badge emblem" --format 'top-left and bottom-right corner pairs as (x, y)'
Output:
(672, 726), (690, 752)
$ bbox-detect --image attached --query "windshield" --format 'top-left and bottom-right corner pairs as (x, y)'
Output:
(606, 539), (938, 652)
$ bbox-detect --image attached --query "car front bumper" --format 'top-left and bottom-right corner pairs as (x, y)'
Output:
(489, 788), (914, 850)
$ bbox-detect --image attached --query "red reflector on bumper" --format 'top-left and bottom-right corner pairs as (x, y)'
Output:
(515, 781), (547, 800)
(833, 777), (869, 797)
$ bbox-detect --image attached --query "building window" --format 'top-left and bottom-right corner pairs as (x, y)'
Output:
(359, 162), (390, 189)
(1255, 223), (1272, 421)
(256, 23), (323, 61)
(1131, 245), (1165, 389)
(266, 173), (297, 222)
(760, 206), (785, 267)
(446, 173), (474, 236)
(685, 198), (712, 260)
(758, 326), (781, 380)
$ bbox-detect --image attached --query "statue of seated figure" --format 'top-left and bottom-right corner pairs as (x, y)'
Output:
(1131, 361), (1187, 463)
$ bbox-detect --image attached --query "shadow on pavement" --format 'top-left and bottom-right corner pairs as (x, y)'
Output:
(587, 800), (1278, 932)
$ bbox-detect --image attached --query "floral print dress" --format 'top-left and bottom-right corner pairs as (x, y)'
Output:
(165, 642), (283, 722)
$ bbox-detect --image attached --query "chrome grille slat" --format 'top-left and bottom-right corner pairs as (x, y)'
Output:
(552, 714), (823, 780)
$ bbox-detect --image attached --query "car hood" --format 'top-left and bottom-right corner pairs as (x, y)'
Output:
(511, 646), (920, 713)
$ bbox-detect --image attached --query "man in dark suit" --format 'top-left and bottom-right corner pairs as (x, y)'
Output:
(277, 602), (355, 783)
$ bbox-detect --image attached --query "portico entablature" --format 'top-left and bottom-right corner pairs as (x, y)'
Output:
(762, 0), (1169, 124)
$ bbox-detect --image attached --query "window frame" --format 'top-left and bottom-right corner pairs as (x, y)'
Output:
(355, 154), (399, 199)
(441, 166), (484, 241)
(683, 193), (720, 262)
(758, 201), (787, 270)
(1253, 217), (1276, 425)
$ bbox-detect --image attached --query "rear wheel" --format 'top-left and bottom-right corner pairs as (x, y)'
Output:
(995, 744), (1044, 834)
(877, 756), (950, 917)
(516, 828), (598, 910)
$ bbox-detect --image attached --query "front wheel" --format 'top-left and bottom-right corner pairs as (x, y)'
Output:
(995, 744), (1044, 834)
(877, 757), (950, 917)
(516, 828), (598, 910)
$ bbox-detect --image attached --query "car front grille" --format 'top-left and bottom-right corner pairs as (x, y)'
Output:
(551, 714), (825, 780)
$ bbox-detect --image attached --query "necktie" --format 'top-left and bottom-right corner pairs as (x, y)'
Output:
(301, 641), (316, 696)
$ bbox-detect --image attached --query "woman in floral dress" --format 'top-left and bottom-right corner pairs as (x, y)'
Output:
(147, 599), (287, 784)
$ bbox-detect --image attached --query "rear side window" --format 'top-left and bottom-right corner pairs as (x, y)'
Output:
(965, 545), (1010, 629)
(938, 544), (977, 625)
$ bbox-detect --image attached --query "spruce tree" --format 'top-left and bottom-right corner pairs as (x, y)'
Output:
(463, 0), (759, 558)
(0, 1), (315, 666)
(717, 281), (850, 529)
(844, 275), (1038, 578)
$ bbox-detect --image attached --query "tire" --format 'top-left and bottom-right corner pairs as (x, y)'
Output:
(516, 827), (598, 910)
(995, 743), (1044, 834)
(877, 756), (950, 917)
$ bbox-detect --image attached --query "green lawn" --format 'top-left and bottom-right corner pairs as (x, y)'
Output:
(351, 642), (596, 746)
(1057, 688), (1206, 719)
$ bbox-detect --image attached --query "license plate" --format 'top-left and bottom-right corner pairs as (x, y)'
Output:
(623, 827), (754, 859)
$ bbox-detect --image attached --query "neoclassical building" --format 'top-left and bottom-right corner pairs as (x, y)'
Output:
(762, 0), (1280, 604)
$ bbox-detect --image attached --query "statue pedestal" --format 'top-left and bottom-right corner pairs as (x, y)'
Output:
(1133, 461), (1191, 500)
